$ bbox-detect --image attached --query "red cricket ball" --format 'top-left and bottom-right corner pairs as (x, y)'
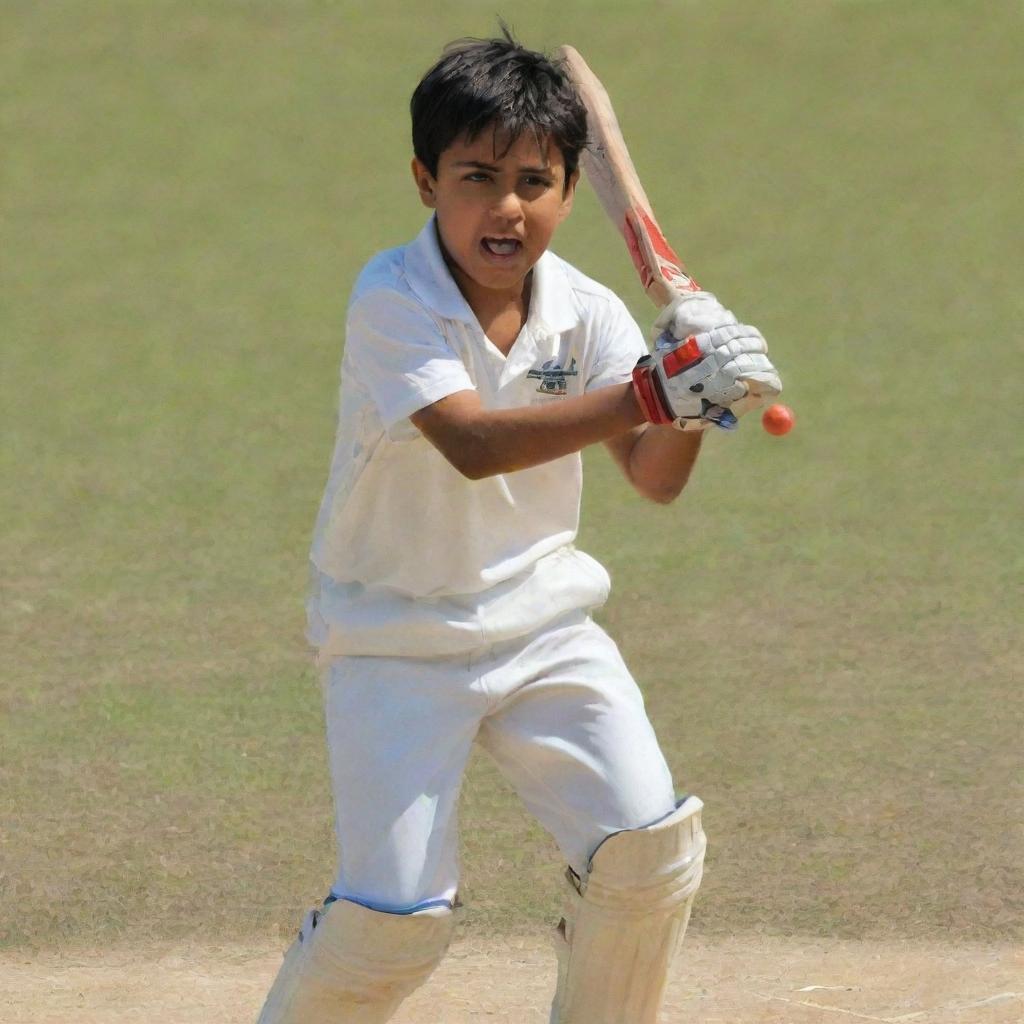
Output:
(762, 404), (795, 436)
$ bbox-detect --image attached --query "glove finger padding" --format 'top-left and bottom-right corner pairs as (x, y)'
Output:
(726, 352), (774, 375)
(662, 326), (769, 403)
(709, 325), (768, 358)
(735, 365), (783, 398)
(697, 323), (767, 356)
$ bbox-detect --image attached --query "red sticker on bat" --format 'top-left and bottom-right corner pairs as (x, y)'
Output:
(623, 209), (700, 293)
(639, 208), (684, 269)
(623, 214), (655, 291)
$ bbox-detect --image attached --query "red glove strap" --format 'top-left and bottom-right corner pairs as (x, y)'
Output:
(632, 362), (675, 425)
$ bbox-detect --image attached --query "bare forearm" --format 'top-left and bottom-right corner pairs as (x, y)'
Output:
(625, 426), (703, 503)
(411, 384), (646, 478)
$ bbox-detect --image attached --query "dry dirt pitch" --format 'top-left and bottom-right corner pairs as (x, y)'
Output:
(4, 937), (1021, 1024)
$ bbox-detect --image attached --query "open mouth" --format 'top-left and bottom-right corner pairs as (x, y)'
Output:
(481, 237), (523, 258)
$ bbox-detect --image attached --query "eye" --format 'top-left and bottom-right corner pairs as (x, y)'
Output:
(523, 175), (553, 188)
(464, 172), (491, 183)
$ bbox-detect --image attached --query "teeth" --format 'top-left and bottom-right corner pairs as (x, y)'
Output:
(485, 238), (519, 255)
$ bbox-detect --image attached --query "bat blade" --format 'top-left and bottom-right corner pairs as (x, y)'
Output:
(557, 44), (700, 306)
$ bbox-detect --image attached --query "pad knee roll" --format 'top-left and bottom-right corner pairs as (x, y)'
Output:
(550, 796), (706, 1024)
(256, 899), (454, 1024)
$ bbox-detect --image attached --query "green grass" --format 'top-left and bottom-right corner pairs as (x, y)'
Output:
(2, 0), (1021, 951)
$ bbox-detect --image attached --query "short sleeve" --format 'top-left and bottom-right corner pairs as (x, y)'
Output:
(585, 295), (649, 392)
(345, 290), (475, 429)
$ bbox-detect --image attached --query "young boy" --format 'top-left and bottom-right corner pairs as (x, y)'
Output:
(258, 32), (780, 1024)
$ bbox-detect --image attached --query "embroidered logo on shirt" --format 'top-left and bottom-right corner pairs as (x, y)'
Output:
(527, 357), (578, 396)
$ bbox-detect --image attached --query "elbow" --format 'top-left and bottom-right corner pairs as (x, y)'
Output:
(443, 441), (500, 481)
(455, 458), (492, 481)
(644, 483), (685, 505)
(635, 470), (693, 505)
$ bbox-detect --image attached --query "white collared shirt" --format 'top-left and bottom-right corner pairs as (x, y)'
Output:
(308, 218), (646, 657)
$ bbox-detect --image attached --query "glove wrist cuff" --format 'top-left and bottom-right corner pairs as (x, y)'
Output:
(632, 358), (675, 426)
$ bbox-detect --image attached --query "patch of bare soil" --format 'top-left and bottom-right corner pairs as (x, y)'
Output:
(3, 936), (1022, 1023)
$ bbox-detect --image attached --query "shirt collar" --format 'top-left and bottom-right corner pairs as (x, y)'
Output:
(403, 216), (582, 335)
(403, 217), (477, 323)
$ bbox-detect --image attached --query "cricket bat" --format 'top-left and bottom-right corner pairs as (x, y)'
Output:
(557, 44), (792, 434)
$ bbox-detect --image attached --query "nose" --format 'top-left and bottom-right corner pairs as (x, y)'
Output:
(491, 189), (524, 224)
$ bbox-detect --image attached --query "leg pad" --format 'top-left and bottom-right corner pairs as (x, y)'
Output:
(550, 796), (706, 1024)
(257, 898), (454, 1024)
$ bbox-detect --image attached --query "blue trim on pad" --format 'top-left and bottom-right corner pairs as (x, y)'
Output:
(585, 794), (694, 869)
(324, 891), (453, 915)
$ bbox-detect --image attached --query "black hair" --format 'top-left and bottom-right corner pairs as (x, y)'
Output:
(410, 26), (587, 187)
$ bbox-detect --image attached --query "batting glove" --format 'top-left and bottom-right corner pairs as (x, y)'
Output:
(656, 290), (782, 398)
(633, 293), (782, 431)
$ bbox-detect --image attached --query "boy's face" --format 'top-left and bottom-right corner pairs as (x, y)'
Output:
(411, 128), (578, 310)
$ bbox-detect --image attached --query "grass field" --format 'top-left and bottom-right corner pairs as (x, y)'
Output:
(2, 0), (1022, 958)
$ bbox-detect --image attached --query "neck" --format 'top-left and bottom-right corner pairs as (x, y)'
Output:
(470, 274), (532, 354)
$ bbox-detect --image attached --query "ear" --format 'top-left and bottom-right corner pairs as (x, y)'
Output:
(557, 167), (580, 223)
(411, 157), (437, 209)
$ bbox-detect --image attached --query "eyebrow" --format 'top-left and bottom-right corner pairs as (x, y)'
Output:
(453, 160), (554, 174)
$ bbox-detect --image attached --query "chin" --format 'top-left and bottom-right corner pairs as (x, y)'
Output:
(460, 258), (528, 292)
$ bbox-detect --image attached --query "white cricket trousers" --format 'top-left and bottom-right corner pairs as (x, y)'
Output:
(322, 611), (678, 912)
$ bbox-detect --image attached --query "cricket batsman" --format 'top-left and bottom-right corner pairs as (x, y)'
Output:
(257, 28), (782, 1024)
